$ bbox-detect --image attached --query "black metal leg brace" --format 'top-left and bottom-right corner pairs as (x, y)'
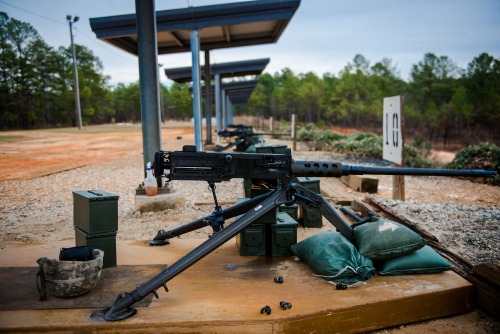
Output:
(290, 183), (354, 242)
(102, 187), (290, 321)
(150, 191), (275, 245)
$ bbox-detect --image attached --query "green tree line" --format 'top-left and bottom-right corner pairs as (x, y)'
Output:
(1, 14), (498, 146)
(0, 14), (193, 129)
(244, 53), (499, 145)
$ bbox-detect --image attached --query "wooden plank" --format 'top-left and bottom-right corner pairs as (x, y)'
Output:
(466, 263), (500, 320)
(319, 179), (353, 205)
(340, 175), (379, 194)
(393, 175), (405, 200)
(276, 282), (473, 333)
(0, 241), (475, 333)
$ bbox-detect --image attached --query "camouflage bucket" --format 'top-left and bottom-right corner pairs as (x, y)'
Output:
(36, 249), (104, 299)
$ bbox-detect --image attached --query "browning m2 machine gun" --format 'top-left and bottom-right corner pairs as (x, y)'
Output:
(216, 126), (289, 152)
(97, 146), (495, 321)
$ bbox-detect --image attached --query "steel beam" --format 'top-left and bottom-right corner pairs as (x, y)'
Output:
(135, 0), (162, 172)
(190, 30), (203, 151)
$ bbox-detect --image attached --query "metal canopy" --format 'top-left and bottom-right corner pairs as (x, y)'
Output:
(164, 58), (270, 83)
(198, 80), (259, 97)
(89, 0), (300, 55)
(228, 91), (253, 104)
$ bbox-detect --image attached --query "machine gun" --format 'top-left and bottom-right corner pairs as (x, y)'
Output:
(98, 146), (495, 321)
(216, 127), (289, 152)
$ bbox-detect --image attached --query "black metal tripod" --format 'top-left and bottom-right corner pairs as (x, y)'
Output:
(100, 178), (354, 321)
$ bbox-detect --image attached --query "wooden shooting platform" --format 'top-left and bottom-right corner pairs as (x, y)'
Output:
(0, 239), (473, 333)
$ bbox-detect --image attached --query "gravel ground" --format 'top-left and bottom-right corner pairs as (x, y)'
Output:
(1, 144), (498, 268)
(372, 199), (499, 266)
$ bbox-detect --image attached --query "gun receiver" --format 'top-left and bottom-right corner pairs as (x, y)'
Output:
(98, 146), (495, 322)
(155, 146), (496, 182)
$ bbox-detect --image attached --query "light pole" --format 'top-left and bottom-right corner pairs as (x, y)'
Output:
(67, 15), (83, 130)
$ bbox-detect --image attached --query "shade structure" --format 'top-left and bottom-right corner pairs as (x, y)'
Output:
(89, 0), (300, 151)
(164, 58), (270, 83)
(227, 89), (254, 104)
(89, 0), (300, 55)
(196, 80), (259, 104)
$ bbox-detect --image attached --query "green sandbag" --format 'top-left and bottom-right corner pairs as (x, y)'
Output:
(380, 245), (453, 276)
(291, 231), (374, 284)
(353, 217), (427, 260)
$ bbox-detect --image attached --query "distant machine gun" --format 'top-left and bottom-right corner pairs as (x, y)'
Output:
(98, 146), (495, 321)
(216, 125), (289, 152)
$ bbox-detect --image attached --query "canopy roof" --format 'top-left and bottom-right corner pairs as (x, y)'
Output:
(197, 79), (259, 94)
(164, 58), (270, 83)
(227, 89), (254, 104)
(89, 0), (300, 55)
(192, 79), (259, 104)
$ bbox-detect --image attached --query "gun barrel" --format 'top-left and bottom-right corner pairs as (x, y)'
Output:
(344, 165), (496, 178)
(291, 160), (496, 178)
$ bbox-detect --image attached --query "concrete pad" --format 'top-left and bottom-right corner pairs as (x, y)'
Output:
(0, 239), (473, 333)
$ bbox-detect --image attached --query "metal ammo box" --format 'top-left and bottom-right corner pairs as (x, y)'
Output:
(255, 143), (288, 154)
(297, 176), (320, 194)
(236, 223), (267, 256)
(73, 190), (119, 233)
(270, 212), (298, 256)
(75, 229), (117, 268)
(73, 190), (119, 267)
(300, 207), (323, 228)
(296, 177), (323, 227)
(279, 203), (299, 221)
(236, 197), (277, 224)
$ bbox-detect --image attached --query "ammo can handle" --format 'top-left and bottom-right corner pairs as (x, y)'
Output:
(88, 190), (103, 196)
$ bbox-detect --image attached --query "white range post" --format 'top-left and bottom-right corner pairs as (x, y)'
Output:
(383, 95), (405, 200)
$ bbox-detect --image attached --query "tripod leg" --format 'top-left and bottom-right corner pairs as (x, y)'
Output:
(102, 187), (287, 321)
(150, 191), (274, 245)
(291, 183), (354, 241)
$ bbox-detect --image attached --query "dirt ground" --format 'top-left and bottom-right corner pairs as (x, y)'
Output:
(0, 121), (498, 333)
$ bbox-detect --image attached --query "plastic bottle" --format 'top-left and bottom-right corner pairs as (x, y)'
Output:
(144, 162), (158, 196)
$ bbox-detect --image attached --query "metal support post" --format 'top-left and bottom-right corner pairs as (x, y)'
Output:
(228, 99), (234, 126)
(204, 51), (212, 145)
(190, 30), (203, 152)
(135, 0), (162, 172)
(221, 90), (227, 130)
(225, 93), (230, 128)
(214, 73), (221, 143)
(292, 113), (297, 151)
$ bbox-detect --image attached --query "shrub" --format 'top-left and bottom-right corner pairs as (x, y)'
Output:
(297, 125), (435, 168)
(446, 142), (500, 185)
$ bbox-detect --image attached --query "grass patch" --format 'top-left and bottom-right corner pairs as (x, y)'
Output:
(0, 135), (25, 143)
(42, 124), (142, 135)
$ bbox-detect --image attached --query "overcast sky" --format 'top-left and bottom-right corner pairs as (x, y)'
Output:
(2, 0), (499, 86)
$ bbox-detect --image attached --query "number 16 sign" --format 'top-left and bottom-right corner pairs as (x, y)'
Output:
(383, 95), (404, 165)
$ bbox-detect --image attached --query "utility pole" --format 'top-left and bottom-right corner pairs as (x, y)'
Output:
(67, 15), (83, 130)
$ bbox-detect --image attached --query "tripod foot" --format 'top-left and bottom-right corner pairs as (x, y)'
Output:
(149, 239), (170, 246)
